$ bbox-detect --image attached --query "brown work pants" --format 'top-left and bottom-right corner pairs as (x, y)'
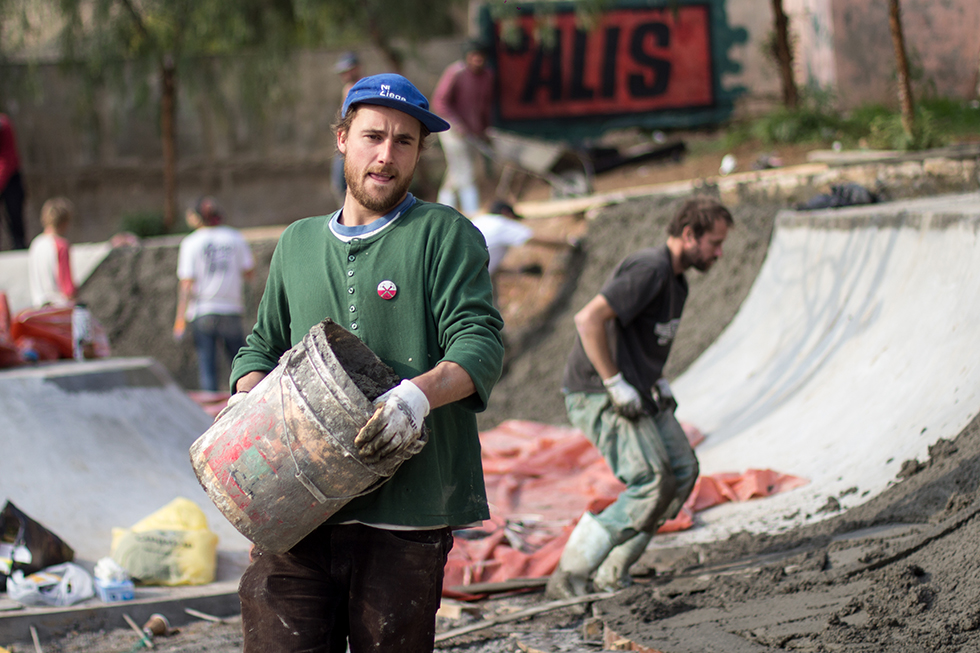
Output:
(239, 522), (453, 653)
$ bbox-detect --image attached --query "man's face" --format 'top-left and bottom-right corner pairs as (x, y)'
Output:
(465, 50), (486, 72)
(338, 105), (421, 214)
(682, 219), (729, 272)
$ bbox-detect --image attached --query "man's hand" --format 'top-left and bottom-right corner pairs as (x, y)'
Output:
(214, 391), (248, 422)
(354, 380), (430, 464)
(653, 378), (678, 414)
(172, 318), (186, 343)
(236, 371), (267, 394)
(603, 373), (643, 419)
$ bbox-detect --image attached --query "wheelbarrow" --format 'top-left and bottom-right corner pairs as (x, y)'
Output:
(471, 128), (595, 200)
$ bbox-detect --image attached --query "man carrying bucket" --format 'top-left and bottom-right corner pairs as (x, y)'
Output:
(229, 73), (503, 652)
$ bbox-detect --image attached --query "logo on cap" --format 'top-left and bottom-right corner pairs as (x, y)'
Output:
(379, 85), (407, 102)
(342, 74), (451, 133)
(377, 280), (397, 300)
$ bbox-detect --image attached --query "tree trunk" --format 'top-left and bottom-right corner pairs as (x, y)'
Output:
(160, 54), (178, 230)
(771, 0), (798, 109)
(888, 0), (915, 138)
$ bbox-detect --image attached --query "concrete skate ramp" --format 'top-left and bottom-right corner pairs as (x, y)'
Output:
(666, 192), (980, 546)
(0, 357), (250, 570)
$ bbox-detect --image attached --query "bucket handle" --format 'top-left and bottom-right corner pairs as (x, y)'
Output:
(279, 371), (386, 505)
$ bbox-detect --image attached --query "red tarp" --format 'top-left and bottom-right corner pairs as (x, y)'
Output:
(443, 419), (808, 598)
(0, 292), (110, 368)
(188, 393), (808, 599)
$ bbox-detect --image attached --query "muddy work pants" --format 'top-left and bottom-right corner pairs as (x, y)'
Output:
(564, 391), (699, 544)
(240, 523), (453, 653)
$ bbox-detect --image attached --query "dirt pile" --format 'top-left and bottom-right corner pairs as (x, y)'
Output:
(590, 414), (980, 653)
(78, 235), (277, 392)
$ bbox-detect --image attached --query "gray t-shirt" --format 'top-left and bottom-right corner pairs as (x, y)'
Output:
(562, 245), (687, 411)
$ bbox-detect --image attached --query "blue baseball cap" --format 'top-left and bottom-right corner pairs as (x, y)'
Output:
(342, 73), (450, 133)
(334, 51), (359, 74)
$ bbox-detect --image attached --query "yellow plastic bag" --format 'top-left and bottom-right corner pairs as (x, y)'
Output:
(110, 497), (218, 586)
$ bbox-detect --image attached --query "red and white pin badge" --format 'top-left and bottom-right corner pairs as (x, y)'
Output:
(377, 280), (397, 300)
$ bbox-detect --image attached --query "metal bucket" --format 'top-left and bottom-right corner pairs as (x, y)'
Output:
(190, 319), (407, 554)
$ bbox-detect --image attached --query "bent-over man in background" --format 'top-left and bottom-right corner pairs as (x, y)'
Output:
(549, 196), (733, 599)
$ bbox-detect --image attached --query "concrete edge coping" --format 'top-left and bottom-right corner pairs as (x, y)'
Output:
(0, 580), (241, 647)
(513, 144), (980, 221)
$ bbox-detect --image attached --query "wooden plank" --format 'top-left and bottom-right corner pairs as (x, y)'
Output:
(435, 592), (614, 643)
(448, 577), (548, 595)
(603, 624), (664, 653)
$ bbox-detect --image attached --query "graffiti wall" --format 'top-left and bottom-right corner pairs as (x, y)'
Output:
(479, 0), (748, 140)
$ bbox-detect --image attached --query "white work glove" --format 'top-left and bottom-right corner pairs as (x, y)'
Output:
(653, 378), (678, 414)
(603, 373), (643, 419)
(214, 391), (249, 423)
(354, 380), (430, 464)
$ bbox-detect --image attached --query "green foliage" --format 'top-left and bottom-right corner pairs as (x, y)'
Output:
(867, 107), (946, 151)
(917, 97), (980, 139)
(714, 95), (976, 154)
(749, 106), (845, 145)
(57, 0), (301, 62)
(118, 211), (169, 238)
(53, 0), (303, 97)
(292, 0), (464, 66)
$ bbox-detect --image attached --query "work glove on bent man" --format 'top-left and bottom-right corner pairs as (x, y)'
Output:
(603, 373), (643, 419)
(355, 379), (429, 464)
(652, 378), (678, 414)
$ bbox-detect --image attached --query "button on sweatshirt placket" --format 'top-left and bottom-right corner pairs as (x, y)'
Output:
(346, 241), (360, 330)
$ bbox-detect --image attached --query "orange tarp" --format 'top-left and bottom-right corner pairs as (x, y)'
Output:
(186, 395), (809, 599)
(0, 293), (110, 368)
(443, 419), (808, 597)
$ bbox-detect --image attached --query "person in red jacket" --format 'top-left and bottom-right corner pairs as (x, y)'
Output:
(432, 40), (495, 216)
(0, 113), (26, 250)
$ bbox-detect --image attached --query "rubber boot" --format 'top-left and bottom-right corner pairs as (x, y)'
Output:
(592, 531), (654, 592)
(545, 512), (616, 600)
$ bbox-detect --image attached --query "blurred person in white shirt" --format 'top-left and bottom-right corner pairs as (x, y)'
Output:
(173, 196), (254, 391)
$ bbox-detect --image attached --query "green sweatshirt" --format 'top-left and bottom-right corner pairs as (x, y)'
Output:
(231, 200), (503, 527)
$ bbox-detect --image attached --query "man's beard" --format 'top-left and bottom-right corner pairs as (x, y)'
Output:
(682, 248), (717, 272)
(345, 159), (415, 214)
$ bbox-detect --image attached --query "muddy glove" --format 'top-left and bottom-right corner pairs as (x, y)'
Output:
(603, 373), (643, 419)
(354, 379), (429, 464)
(653, 378), (678, 414)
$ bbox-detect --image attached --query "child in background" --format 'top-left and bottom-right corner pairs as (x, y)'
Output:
(27, 197), (76, 308)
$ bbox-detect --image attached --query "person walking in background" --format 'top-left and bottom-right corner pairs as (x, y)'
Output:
(27, 197), (77, 307)
(231, 73), (503, 653)
(548, 197), (733, 599)
(173, 196), (254, 392)
(432, 39), (495, 216)
(331, 51), (363, 205)
(0, 112), (27, 250)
